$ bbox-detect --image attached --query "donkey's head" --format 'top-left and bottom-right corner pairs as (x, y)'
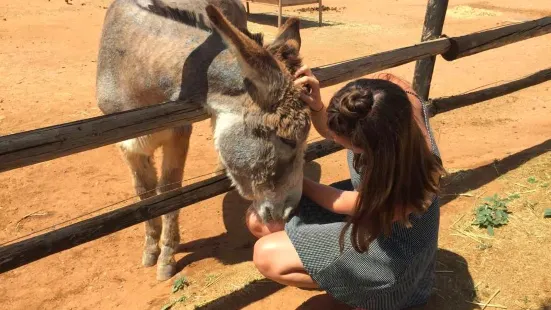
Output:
(206, 5), (310, 222)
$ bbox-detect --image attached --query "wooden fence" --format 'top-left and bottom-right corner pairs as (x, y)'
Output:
(0, 4), (550, 273)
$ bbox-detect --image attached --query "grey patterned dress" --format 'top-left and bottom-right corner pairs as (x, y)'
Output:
(285, 103), (442, 310)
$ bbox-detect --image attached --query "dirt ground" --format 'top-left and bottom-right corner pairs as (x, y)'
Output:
(1, 0), (550, 309)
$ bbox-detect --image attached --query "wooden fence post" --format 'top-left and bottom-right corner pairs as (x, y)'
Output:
(318, 0), (322, 27)
(278, 0), (282, 27)
(412, 0), (449, 100)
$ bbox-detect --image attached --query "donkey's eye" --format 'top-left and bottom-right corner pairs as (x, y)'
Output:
(279, 137), (297, 149)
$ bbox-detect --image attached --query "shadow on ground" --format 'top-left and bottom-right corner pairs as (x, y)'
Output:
(195, 249), (476, 310)
(176, 161), (322, 269)
(195, 279), (285, 310)
(440, 139), (550, 207)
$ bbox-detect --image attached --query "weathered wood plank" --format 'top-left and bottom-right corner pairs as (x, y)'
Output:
(314, 38), (451, 88)
(428, 68), (551, 115)
(0, 101), (208, 173)
(442, 16), (551, 61)
(0, 139), (343, 274)
(412, 0), (449, 100)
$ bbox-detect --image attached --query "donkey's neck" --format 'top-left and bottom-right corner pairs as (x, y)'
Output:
(174, 32), (249, 113)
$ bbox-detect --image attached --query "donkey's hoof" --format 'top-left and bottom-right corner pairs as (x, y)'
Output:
(142, 252), (159, 267)
(157, 264), (176, 281)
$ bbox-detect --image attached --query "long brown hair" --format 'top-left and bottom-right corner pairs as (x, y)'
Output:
(326, 79), (444, 253)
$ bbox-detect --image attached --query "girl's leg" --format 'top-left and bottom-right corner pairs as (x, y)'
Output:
(246, 207), (318, 289)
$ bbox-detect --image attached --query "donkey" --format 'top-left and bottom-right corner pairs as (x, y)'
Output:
(96, 0), (311, 280)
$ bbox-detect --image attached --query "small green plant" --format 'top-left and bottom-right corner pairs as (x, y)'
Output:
(527, 176), (538, 184)
(472, 194), (518, 235)
(172, 276), (189, 293)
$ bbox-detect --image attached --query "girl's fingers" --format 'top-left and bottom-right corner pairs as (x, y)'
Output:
(299, 93), (315, 106)
(294, 65), (313, 78)
(293, 76), (307, 87)
(294, 65), (308, 77)
(293, 76), (312, 87)
(293, 76), (319, 89)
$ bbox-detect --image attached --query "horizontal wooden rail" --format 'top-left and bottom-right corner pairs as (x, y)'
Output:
(429, 67), (551, 115)
(0, 101), (208, 173)
(0, 38), (449, 173)
(442, 16), (551, 61)
(314, 38), (450, 87)
(0, 139), (343, 273)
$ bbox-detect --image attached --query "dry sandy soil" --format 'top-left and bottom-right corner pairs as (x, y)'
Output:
(1, 0), (550, 309)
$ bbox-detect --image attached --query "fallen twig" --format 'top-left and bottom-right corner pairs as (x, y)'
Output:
(513, 182), (530, 189)
(15, 210), (50, 228)
(450, 231), (484, 244)
(482, 289), (501, 310)
(442, 193), (475, 197)
(473, 281), (483, 290)
(451, 214), (466, 228)
(466, 301), (506, 309)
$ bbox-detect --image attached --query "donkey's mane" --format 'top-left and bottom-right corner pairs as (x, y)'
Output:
(140, 0), (264, 46)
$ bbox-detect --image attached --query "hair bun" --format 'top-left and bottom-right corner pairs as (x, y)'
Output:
(338, 88), (374, 119)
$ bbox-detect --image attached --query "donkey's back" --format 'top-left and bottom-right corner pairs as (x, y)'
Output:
(96, 0), (247, 114)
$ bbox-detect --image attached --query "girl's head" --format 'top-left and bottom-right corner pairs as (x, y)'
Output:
(326, 78), (444, 253)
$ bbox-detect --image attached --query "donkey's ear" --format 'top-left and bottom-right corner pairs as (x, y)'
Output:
(205, 5), (284, 107)
(266, 17), (302, 74)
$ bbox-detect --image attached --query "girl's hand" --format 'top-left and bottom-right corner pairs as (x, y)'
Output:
(293, 65), (324, 112)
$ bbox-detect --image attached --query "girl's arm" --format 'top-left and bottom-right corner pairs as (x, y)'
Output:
(293, 66), (331, 139)
(302, 177), (358, 216)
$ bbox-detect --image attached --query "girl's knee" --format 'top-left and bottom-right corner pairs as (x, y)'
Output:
(253, 237), (279, 279)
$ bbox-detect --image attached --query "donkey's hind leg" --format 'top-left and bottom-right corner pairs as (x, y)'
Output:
(156, 125), (192, 281)
(119, 139), (161, 268)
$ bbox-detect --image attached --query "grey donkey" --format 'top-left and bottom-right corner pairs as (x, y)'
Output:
(96, 0), (311, 280)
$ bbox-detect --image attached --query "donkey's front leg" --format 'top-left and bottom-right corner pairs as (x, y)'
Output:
(119, 144), (161, 268)
(157, 125), (192, 280)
